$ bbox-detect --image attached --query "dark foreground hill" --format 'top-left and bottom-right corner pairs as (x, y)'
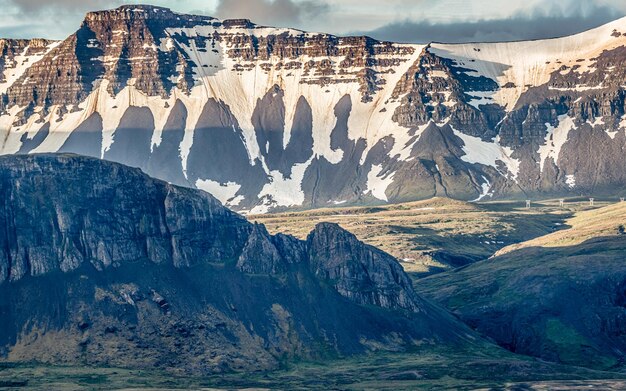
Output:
(0, 154), (474, 375)
(416, 203), (626, 370)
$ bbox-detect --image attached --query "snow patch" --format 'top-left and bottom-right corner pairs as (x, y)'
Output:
(537, 115), (576, 172)
(0, 41), (60, 95)
(251, 157), (314, 213)
(394, 122), (430, 161)
(471, 176), (494, 202)
(431, 17), (626, 110)
(195, 179), (241, 205)
(566, 174), (576, 189)
(228, 195), (245, 207)
(364, 164), (395, 202)
(429, 70), (448, 79)
(466, 90), (496, 109)
(549, 85), (605, 92)
(452, 128), (520, 181)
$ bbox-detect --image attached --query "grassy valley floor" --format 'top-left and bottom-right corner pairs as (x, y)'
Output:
(3, 345), (626, 390)
(4, 199), (625, 389)
(414, 202), (626, 371)
(250, 197), (621, 276)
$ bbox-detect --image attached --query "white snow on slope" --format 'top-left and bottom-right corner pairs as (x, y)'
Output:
(537, 115), (576, 172)
(195, 179), (241, 205)
(364, 164), (395, 202)
(250, 157), (314, 214)
(471, 176), (493, 202)
(431, 16), (626, 110)
(0, 106), (27, 152)
(566, 174), (576, 189)
(395, 122), (431, 161)
(167, 23), (423, 169)
(451, 127), (520, 180)
(466, 90), (496, 109)
(606, 129), (619, 139)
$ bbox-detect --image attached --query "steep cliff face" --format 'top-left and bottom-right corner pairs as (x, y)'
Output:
(307, 223), (423, 312)
(0, 154), (250, 282)
(0, 5), (625, 212)
(0, 154), (472, 374)
(0, 38), (58, 94)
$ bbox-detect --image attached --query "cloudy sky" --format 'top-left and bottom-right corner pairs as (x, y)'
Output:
(1, 0), (625, 43)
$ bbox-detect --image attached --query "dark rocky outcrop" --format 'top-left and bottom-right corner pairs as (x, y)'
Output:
(236, 224), (289, 274)
(0, 154), (473, 374)
(307, 222), (424, 312)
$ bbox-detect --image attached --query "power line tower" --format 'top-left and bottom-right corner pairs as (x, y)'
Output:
(559, 199), (565, 208)
(526, 200), (531, 209)
(589, 198), (595, 207)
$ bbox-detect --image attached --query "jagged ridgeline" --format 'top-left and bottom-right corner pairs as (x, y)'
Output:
(0, 154), (475, 374)
(1, 5), (626, 213)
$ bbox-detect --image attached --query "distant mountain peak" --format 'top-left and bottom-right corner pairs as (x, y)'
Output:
(0, 6), (625, 212)
(83, 4), (214, 23)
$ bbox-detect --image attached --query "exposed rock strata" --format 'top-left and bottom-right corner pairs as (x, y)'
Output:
(1, 5), (626, 212)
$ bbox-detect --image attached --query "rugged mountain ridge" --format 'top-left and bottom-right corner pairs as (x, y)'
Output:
(0, 38), (56, 89)
(0, 154), (472, 374)
(1, 5), (625, 212)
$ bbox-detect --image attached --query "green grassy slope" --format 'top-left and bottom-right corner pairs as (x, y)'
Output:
(251, 197), (616, 275)
(416, 202), (626, 370)
(3, 344), (626, 390)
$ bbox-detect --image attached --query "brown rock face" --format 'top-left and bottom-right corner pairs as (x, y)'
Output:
(391, 46), (501, 138)
(0, 5), (415, 116)
(1, 6), (210, 116)
(0, 39), (53, 84)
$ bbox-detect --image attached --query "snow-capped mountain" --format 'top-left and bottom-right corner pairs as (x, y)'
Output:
(1, 5), (625, 212)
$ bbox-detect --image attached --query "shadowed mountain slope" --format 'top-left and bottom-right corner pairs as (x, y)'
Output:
(0, 153), (476, 375)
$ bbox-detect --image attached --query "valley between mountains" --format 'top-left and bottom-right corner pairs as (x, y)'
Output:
(0, 154), (625, 389)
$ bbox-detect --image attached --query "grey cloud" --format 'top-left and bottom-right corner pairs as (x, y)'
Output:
(0, 0), (183, 39)
(359, 3), (625, 43)
(215, 0), (329, 27)
(6, 0), (122, 14)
